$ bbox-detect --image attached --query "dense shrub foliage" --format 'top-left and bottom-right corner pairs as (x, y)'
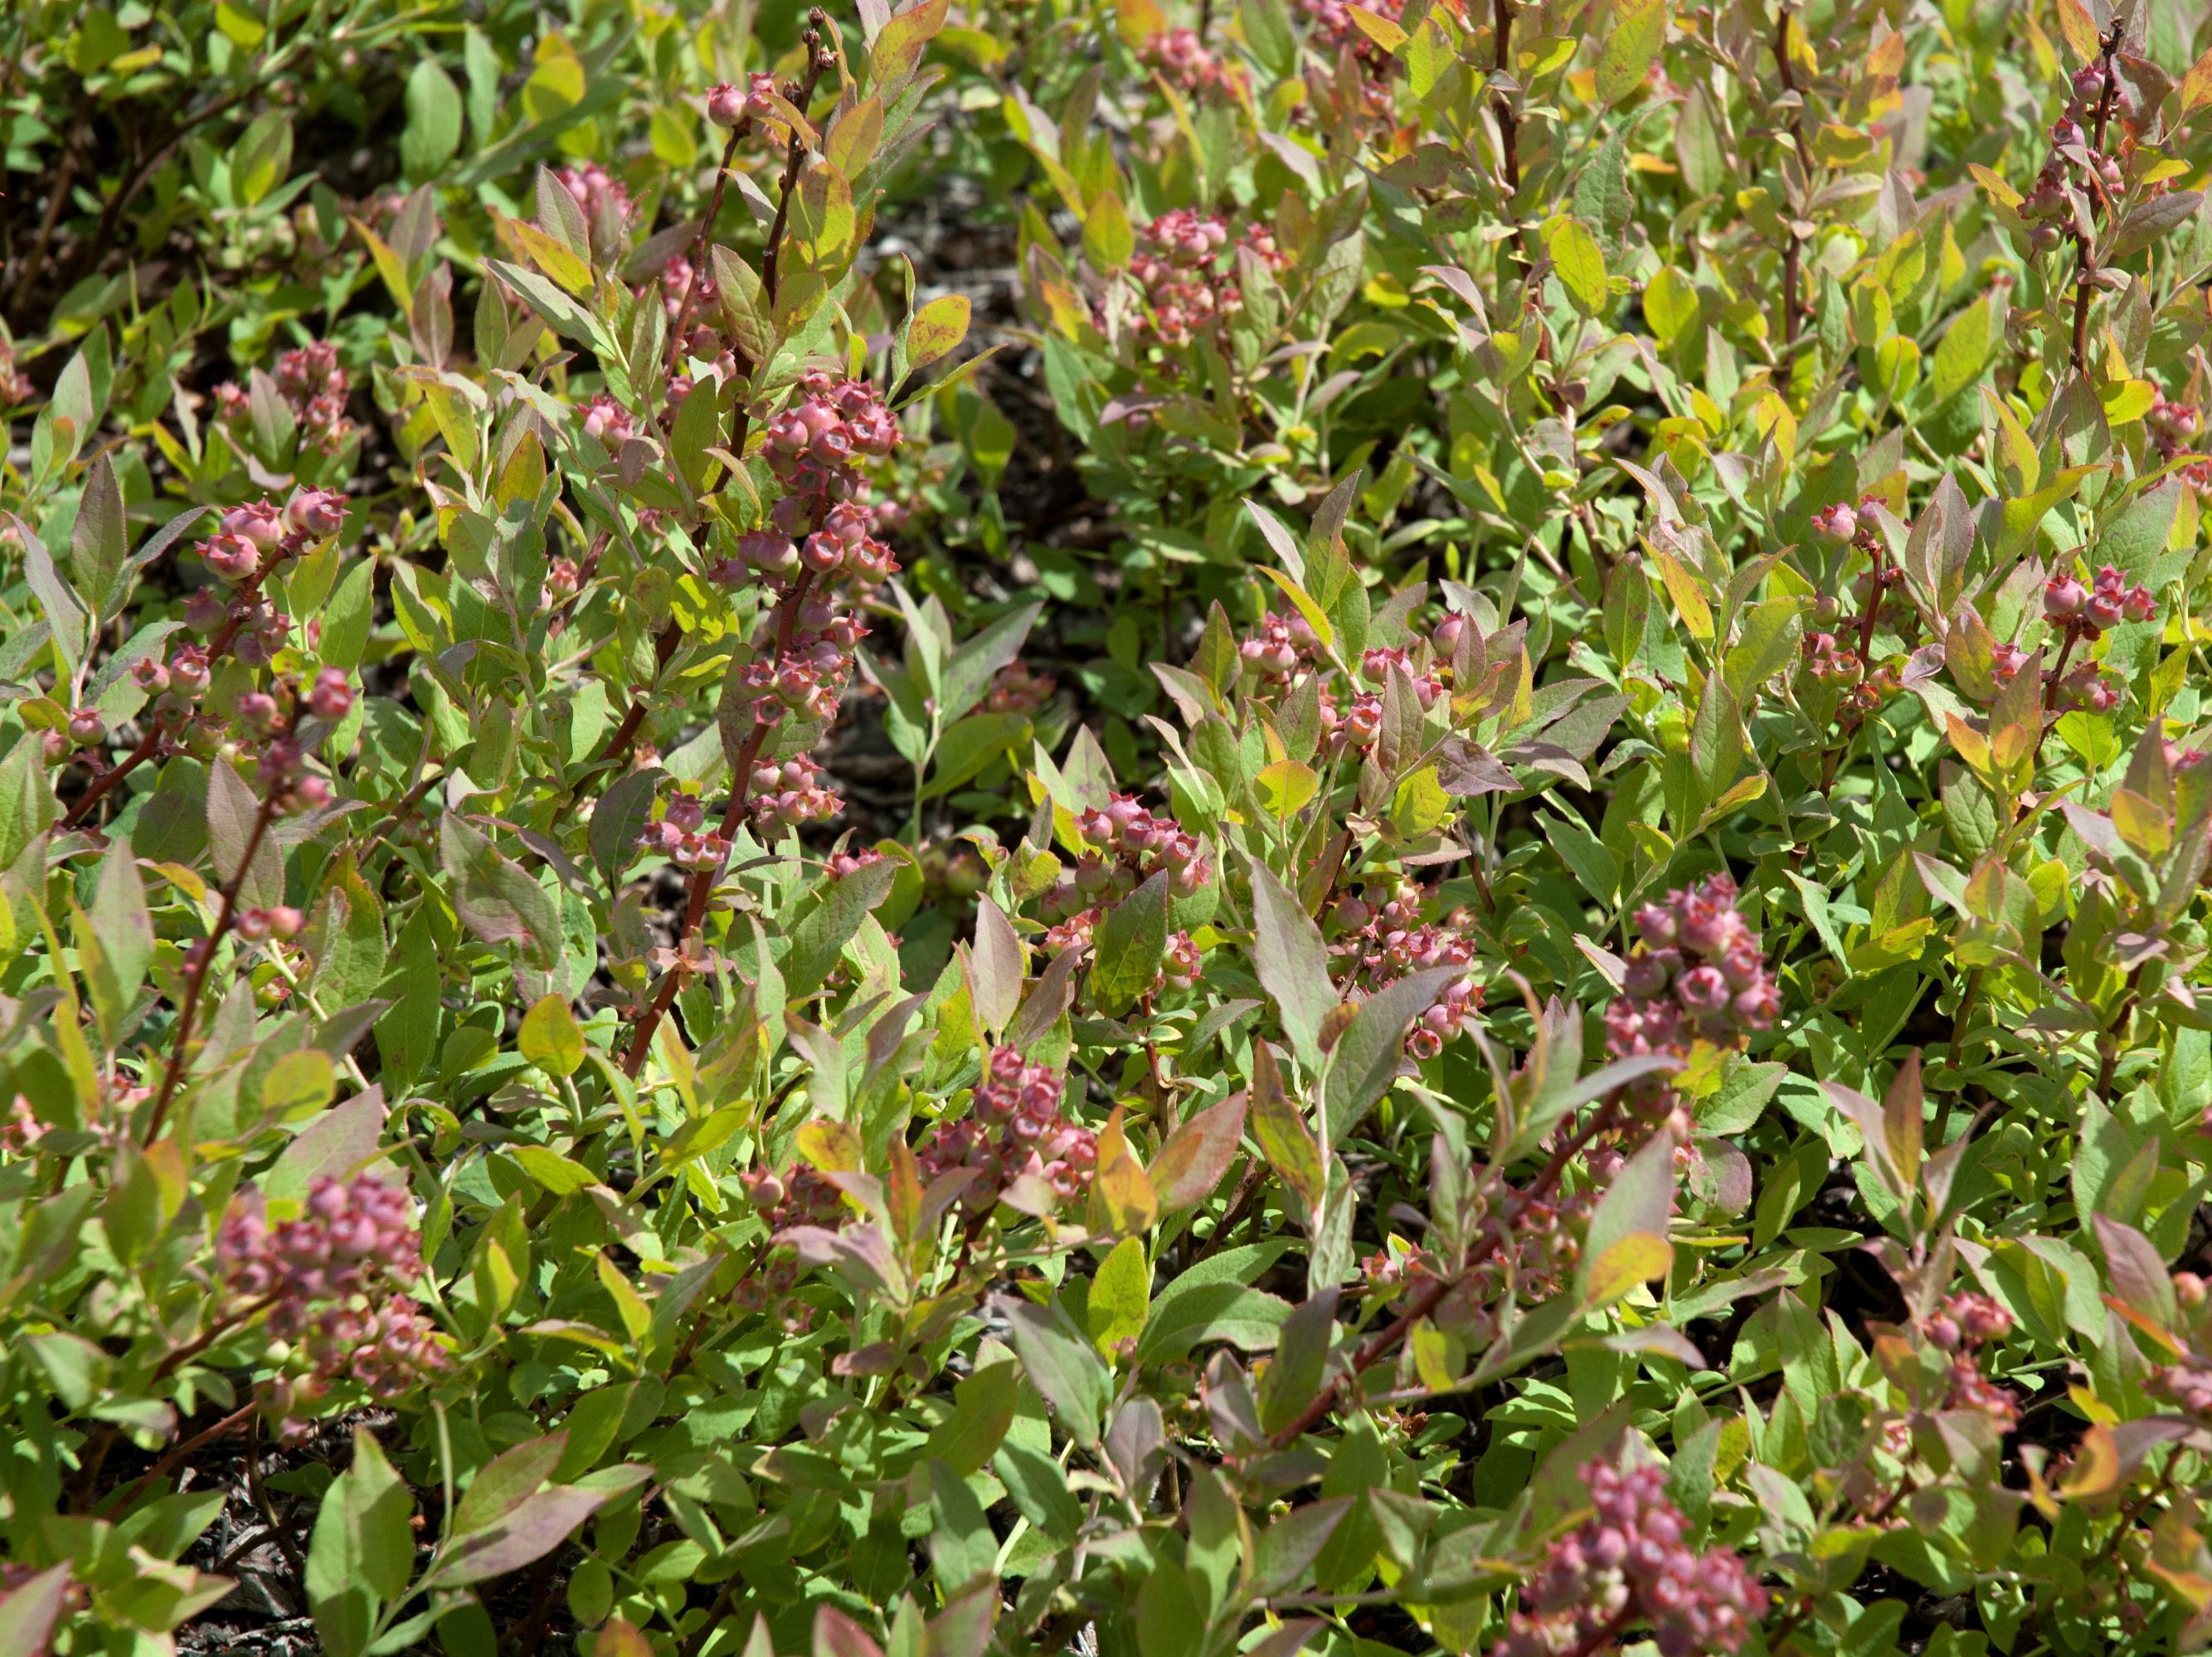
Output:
(8, 0), (2212, 1652)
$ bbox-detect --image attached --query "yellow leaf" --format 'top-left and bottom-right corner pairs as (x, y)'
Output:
(1257, 759), (1320, 819)
(1583, 1230), (1671, 1307)
(1650, 546), (1714, 642)
(1088, 1104), (1158, 1237)
(796, 1118), (863, 1172)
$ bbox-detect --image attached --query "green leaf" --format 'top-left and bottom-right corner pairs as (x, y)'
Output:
(1088, 1236), (1151, 1353)
(440, 812), (566, 996)
(1595, 0), (1665, 105)
(1090, 869), (1171, 1017)
(69, 452), (127, 620)
(1722, 596), (1805, 701)
(924, 1360), (1019, 1474)
(1322, 965), (1464, 1141)
(401, 58), (464, 179)
(785, 853), (900, 997)
(994, 1293), (1109, 1448)
(1148, 1091), (1245, 1212)
(518, 993), (585, 1077)
(307, 1428), (415, 1657)
(1690, 673), (1744, 806)
(1546, 218), (1608, 318)
(905, 294), (972, 375)
(1248, 857), (1335, 1071)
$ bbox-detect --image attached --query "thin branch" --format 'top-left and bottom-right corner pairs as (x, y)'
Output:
(1263, 1107), (1615, 1447)
(2069, 25), (2123, 376)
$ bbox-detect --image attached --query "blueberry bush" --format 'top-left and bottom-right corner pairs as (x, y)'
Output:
(5, 0), (2212, 1652)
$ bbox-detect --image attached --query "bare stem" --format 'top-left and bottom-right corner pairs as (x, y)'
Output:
(143, 785), (281, 1144)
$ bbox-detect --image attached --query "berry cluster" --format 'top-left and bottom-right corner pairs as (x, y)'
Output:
(2147, 396), (2212, 491)
(217, 1174), (423, 1334)
(1929, 1290), (2020, 1426)
(914, 1047), (1098, 1209)
(635, 790), (732, 870)
(581, 393), (634, 447)
(1138, 28), (1238, 96)
(59, 493), (352, 805)
(1605, 874), (1777, 1123)
(2043, 564), (2153, 713)
(2017, 61), (2127, 255)
(1041, 794), (1211, 919)
(706, 72), (783, 134)
(0, 339), (32, 408)
(745, 751), (843, 831)
(686, 370), (905, 851)
(984, 661), (1057, 715)
(214, 341), (355, 454)
(1364, 1188), (1589, 1345)
(1238, 610), (1321, 681)
(1127, 211), (1286, 345)
(1491, 1459), (1769, 1657)
(216, 1174), (444, 1425)
(1329, 879), (1484, 1060)
(742, 1162), (848, 1233)
(2044, 563), (2156, 636)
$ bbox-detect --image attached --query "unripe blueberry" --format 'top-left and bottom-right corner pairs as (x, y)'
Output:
(223, 501), (285, 552)
(68, 707), (106, 746)
(1810, 502), (1857, 545)
(285, 488), (348, 538)
(706, 82), (748, 128)
(308, 668), (353, 721)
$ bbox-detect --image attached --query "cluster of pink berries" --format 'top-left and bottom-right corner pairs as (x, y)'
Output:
(1491, 1459), (1768, 1657)
(745, 752), (842, 831)
(742, 1161), (848, 1234)
(1238, 610), (1321, 680)
(829, 846), (888, 880)
(2017, 62), (2127, 255)
(1127, 211), (1286, 345)
(2045, 563), (2155, 636)
(1138, 28), (1239, 96)
(706, 73), (783, 134)
(1364, 1191), (1587, 1344)
(197, 490), (346, 592)
(58, 494), (353, 799)
(1038, 794), (1211, 921)
(216, 1174), (444, 1421)
(217, 1174), (423, 1334)
(984, 661), (1057, 715)
(214, 341), (354, 454)
(2147, 397), (2212, 491)
(915, 1047), (1099, 1210)
(1605, 874), (1777, 1121)
(1330, 880), (1483, 1060)
(2148, 1271), (2212, 1421)
(581, 393), (634, 447)
(635, 790), (732, 870)
(706, 370), (902, 831)
(1929, 1290), (2019, 1426)
(2040, 564), (2153, 713)
(299, 1296), (445, 1402)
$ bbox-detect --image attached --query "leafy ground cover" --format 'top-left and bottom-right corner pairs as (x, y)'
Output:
(4, 0), (2212, 1653)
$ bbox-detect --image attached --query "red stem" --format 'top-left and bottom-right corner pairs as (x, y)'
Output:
(142, 780), (281, 1144)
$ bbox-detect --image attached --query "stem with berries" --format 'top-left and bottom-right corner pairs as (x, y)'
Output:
(2069, 25), (2123, 376)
